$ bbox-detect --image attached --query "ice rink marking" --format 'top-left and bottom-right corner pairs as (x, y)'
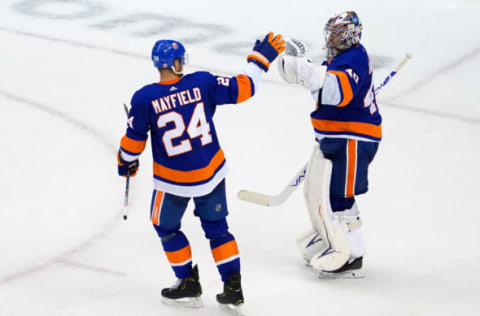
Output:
(1, 20), (479, 283)
(1, 26), (479, 125)
(0, 91), (124, 284)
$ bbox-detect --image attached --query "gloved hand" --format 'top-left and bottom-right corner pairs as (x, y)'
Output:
(284, 38), (308, 57)
(117, 151), (139, 177)
(247, 32), (286, 72)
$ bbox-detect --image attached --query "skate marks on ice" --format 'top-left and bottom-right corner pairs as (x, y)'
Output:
(7, 0), (392, 61)
(11, 0), (231, 47)
(0, 89), (116, 151)
(0, 91), (124, 285)
(0, 29), (471, 127)
(0, 211), (124, 285)
(386, 45), (480, 125)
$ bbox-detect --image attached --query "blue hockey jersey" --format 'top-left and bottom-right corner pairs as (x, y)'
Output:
(119, 71), (255, 197)
(311, 44), (382, 142)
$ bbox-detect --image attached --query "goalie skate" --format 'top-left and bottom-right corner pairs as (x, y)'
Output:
(318, 257), (364, 279)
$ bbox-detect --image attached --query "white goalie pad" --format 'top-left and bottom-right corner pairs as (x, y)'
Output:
(303, 146), (350, 272)
(278, 55), (327, 92)
(296, 227), (328, 264)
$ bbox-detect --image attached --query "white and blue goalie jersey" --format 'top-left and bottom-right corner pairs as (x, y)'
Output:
(311, 44), (382, 142)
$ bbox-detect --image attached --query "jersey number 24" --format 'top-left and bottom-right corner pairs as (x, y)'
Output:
(157, 102), (212, 156)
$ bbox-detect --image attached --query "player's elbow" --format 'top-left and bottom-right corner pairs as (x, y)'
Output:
(235, 74), (255, 104)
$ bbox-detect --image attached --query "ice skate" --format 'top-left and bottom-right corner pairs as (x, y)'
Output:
(217, 273), (245, 316)
(318, 257), (364, 279)
(161, 264), (203, 308)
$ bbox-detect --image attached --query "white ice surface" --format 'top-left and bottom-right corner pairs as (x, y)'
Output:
(1, 0), (480, 315)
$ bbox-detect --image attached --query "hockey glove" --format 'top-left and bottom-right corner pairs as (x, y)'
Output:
(117, 151), (139, 177)
(247, 32), (286, 72)
(285, 38), (308, 57)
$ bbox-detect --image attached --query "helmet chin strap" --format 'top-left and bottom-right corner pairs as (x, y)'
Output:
(171, 67), (183, 76)
(171, 61), (184, 76)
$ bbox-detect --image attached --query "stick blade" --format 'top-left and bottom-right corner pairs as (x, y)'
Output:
(237, 190), (273, 206)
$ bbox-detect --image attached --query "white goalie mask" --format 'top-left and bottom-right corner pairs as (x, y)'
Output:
(324, 11), (362, 60)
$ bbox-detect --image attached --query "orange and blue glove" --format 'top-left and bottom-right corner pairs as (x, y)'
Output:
(247, 32), (286, 72)
(117, 151), (139, 177)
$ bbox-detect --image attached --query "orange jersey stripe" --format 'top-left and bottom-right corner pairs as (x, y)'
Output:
(212, 240), (239, 263)
(165, 245), (192, 265)
(120, 135), (147, 154)
(158, 78), (181, 85)
(151, 191), (164, 226)
(153, 149), (225, 183)
(236, 74), (252, 104)
(328, 70), (353, 107)
(311, 118), (382, 139)
(346, 139), (357, 197)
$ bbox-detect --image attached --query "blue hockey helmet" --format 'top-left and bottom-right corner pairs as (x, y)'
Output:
(151, 40), (187, 70)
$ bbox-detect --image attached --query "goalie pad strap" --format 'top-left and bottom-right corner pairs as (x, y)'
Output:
(343, 218), (362, 232)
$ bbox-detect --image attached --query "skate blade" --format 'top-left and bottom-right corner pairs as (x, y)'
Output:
(161, 296), (204, 308)
(219, 302), (245, 316)
(318, 270), (364, 279)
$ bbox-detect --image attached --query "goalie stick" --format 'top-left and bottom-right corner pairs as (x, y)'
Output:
(238, 163), (307, 206)
(375, 53), (412, 95)
(237, 53), (412, 207)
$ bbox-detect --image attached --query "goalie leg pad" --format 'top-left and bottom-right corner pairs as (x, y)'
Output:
(303, 146), (329, 234)
(303, 145), (350, 271)
(309, 215), (350, 272)
(296, 228), (328, 264)
(310, 204), (365, 272)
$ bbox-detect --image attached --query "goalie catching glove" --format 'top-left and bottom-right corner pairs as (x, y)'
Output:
(284, 37), (308, 57)
(278, 38), (326, 93)
(278, 55), (326, 91)
(247, 32), (286, 72)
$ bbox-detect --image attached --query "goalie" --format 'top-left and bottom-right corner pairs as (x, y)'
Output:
(278, 11), (382, 278)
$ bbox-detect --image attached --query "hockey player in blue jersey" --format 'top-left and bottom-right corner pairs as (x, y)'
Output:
(278, 11), (380, 278)
(117, 33), (285, 312)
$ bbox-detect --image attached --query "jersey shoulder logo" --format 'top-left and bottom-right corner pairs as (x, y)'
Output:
(127, 116), (134, 129)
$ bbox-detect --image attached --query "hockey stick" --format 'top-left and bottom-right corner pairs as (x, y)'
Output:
(375, 53), (413, 95)
(237, 53), (412, 207)
(122, 103), (130, 220)
(238, 163), (307, 206)
(123, 174), (131, 220)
